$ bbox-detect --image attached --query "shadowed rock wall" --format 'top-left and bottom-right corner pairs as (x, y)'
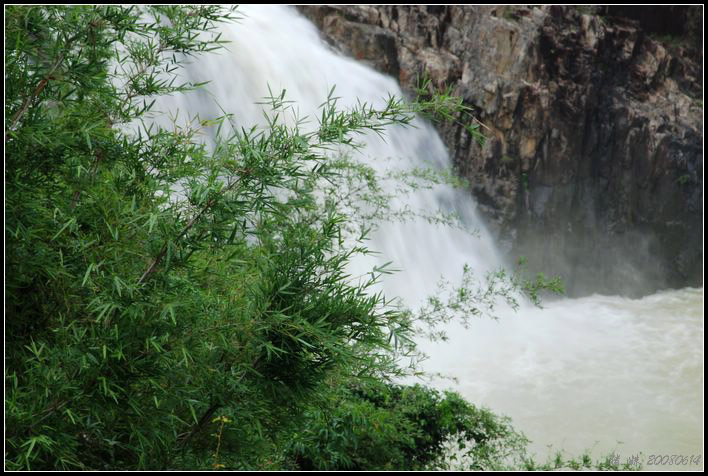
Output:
(299, 5), (703, 296)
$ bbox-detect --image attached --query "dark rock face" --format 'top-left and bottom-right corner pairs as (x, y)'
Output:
(298, 5), (703, 296)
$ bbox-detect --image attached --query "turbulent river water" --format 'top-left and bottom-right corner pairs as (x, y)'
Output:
(156, 5), (704, 469)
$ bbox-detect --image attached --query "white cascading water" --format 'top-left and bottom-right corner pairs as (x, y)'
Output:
(151, 6), (703, 468)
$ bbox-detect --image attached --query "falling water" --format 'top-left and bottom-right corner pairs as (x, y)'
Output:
(152, 5), (704, 469)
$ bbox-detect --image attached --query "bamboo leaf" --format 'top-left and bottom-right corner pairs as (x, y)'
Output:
(51, 218), (76, 241)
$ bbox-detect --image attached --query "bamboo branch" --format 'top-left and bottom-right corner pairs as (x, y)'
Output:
(177, 402), (221, 448)
(71, 150), (104, 210)
(5, 57), (63, 141)
(5, 31), (83, 141)
(136, 176), (245, 286)
(176, 356), (258, 449)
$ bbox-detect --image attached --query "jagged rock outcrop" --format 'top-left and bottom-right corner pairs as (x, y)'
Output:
(298, 5), (703, 296)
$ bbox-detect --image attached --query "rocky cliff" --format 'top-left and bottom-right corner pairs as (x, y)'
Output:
(299, 5), (703, 296)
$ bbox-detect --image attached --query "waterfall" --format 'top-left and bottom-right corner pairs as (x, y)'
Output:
(152, 5), (703, 468)
(147, 5), (505, 306)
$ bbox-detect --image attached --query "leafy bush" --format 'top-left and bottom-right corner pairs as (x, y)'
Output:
(286, 382), (529, 471)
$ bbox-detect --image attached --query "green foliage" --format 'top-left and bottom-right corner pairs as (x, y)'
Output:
(648, 32), (686, 51)
(521, 171), (530, 190)
(500, 154), (517, 165)
(676, 174), (691, 185)
(501, 6), (524, 22)
(413, 71), (487, 147)
(7, 5), (566, 471)
(521, 449), (642, 471)
(413, 260), (564, 342)
(285, 382), (529, 471)
(574, 5), (598, 16)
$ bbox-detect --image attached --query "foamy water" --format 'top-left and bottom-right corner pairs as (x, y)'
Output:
(419, 287), (703, 468)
